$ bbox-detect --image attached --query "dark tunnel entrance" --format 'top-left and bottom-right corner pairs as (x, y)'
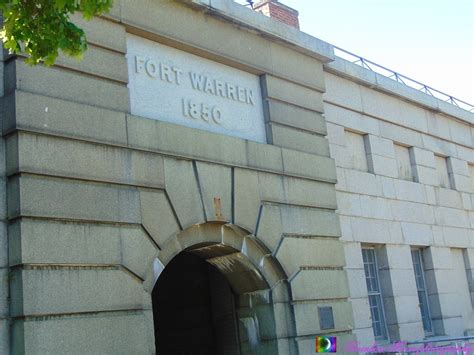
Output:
(152, 252), (241, 355)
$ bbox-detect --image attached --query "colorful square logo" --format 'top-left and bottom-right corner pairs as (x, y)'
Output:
(316, 336), (337, 353)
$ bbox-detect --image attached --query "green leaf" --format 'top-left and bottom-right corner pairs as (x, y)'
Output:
(0, 0), (114, 65)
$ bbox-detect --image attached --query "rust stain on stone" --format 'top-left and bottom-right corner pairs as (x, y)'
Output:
(213, 197), (224, 221)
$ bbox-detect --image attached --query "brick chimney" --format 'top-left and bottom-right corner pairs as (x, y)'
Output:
(253, 0), (299, 29)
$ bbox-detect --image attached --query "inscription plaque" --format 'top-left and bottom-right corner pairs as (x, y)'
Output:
(127, 35), (266, 143)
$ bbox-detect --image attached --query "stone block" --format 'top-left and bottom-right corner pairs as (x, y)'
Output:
(432, 225), (445, 246)
(233, 168), (260, 233)
(336, 192), (362, 216)
(442, 226), (470, 248)
(451, 174), (471, 193)
(378, 176), (396, 199)
(339, 215), (353, 241)
(343, 242), (364, 269)
(256, 204), (283, 252)
(359, 195), (393, 220)
(279, 205), (341, 238)
(388, 221), (404, 244)
(281, 148), (337, 183)
(382, 270), (417, 297)
(345, 269), (368, 299)
(9, 219), (121, 266)
(269, 124), (330, 156)
(425, 270), (454, 296)
(11, 268), (148, 316)
(329, 143), (353, 169)
(335, 167), (347, 190)
(6, 91), (128, 145)
(13, 311), (154, 354)
(401, 222), (433, 246)
(422, 134), (457, 158)
(366, 154), (398, 178)
(127, 114), (249, 168)
(351, 217), (390, 244)
(266, 99), (327, 135)
(364, 134), (395, 158)
(195, 161), (232, 222)
(11, 60), (129, 112)
(397, 321), (425, 342)
(394, 179), (427, 204)
(13, 175), (141, 223)
(391, 200), (435, 224)
(293, 301), (353, 335)
(442, 316), (465, 337)
(383, 244), (416, 270)
(426, 111), (452, 141)
(448, 157), (469, 176)
(461, 193), (472, 210)
(325, 122), (345, 146)
(139, 189), (180, 246)
(54, 44), (127, 83)
(262, 75), (324, 112)
(324, 73), (363, 112)
(379, 121), (423, 147)
(350, 297), (372, 328)
(163, 158), (205, 229)
(12, 132), (164, 188)
(290, 269), (349, 301)
(120, 227), (159, 280)
(411, 146), (436, 168)
(269, 41), (326, 92)
(448, 120), (472, 147)
(435, 206), (470, 228)
(351, 327), (375, 347)
(276, 237), (345, 277)
(344, 169), (382, 196)
(257, 173), (337, 210)
(425, 185), (436, 205)
(246, 140), (283, 172)
(423, 247), (452, 270)
(431, 293), (464, 323)
(324, 102), (380, 136)
(70, 13), (126, 53)
(414, 165), (439, 186)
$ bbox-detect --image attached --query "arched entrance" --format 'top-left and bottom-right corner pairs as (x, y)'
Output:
(149, 223), (295, 354)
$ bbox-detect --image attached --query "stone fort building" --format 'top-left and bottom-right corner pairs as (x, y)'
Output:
(0, 0), (473, 353)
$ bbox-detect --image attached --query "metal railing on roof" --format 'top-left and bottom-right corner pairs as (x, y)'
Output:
(333, 46), (474, 113)
(396, 335), (474, 354)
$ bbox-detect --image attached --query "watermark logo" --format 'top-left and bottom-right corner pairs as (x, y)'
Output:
(316, 336), (337, 353)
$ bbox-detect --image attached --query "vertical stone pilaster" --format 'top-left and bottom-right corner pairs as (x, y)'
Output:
(448, 157), (471, 192)
(376, 245), (424, 342)
(423, 247), (464, 336)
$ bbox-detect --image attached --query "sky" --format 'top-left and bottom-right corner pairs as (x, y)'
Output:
(236, 0), (474, 105)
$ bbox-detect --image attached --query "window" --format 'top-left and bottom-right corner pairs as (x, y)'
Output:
(345, 130), (368, 172)
(435, 155), (451, 189)
(362, 248), (389, 340)
(394, 144), (414, 181)
(411, 249), (433, 334)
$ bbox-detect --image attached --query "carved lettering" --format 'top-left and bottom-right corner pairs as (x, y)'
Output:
(204, 78), (215, 95)
(145, 60), (158, 78)
(172, 67), (183, 84)
(160, 64), (173, 82)
(182, 98), (222, 125)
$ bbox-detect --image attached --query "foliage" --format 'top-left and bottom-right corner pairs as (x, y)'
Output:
(0, 0), (113, 65)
